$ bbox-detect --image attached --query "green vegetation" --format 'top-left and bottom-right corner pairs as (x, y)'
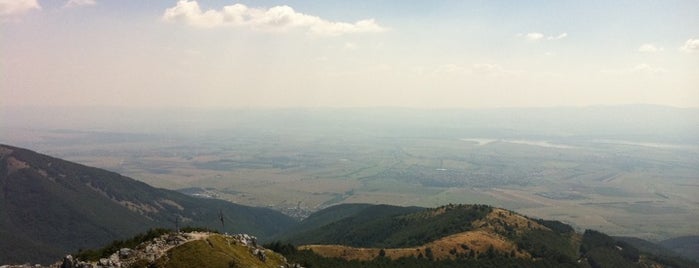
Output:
(509, 219), (578, 264)
(284, 204), (491, 248)
(275, 203), (378, 240)
(659, 235), (699, 262)
(616, 236), (699, 267)
(581, 230), (640, 268)
(75, 228), (172, 261)
(275, 204), (699, 268)
(515, 229), (577, 264)
(8, 198), (698, 267)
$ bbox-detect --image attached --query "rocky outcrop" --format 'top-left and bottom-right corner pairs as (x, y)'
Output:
(1, 232), (300, 268)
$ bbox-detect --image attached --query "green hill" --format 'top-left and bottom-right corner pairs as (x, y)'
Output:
(283, 204), (488, 248)
(276, 203), (424, 243)
(276, 203), (377, 237)
(613, 235), (699, 267)
(660, 235), (699, 262)
(0, 144), (296, 265)
(275, 204), (698, 268)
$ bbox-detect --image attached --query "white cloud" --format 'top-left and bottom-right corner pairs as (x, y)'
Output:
(638, 43), (663, 53)
(547, 32), (567, 40)
(517, 32), (567, 42)
(517, 32), (544, 41)
(65, 0), (96, 8)
(0, 0), (40, 17)
(602, 63), (667, 75)
(162, 0), (387, 36)
(680, 38), (699, 53)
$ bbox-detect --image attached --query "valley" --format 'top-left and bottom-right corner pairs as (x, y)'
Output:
(0, 143), (697, 266)
(3, 107), (697, 242)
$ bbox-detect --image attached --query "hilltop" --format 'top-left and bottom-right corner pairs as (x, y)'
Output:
(274, 204), (698, 268)
(2, 230), (292, 268)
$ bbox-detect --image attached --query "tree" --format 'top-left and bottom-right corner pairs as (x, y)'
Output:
(424, 247), (434, 261)
(218, 210), (225, 231)
(486, 245), (495, 259)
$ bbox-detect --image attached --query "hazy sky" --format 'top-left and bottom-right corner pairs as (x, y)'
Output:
(2, 0), (698, 108)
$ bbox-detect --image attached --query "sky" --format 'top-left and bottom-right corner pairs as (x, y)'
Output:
(1, 0), (698, 108)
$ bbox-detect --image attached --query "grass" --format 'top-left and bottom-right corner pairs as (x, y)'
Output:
(295, 207), (574, 262)
(154, 234), (287, 268)
(301, 229), (527, 261)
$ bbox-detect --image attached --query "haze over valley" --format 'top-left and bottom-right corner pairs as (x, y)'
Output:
(3, 106), (698, 241)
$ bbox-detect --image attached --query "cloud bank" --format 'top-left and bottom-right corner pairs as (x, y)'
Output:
(162, 0), (387, 36)
(0, 0), (40, 17)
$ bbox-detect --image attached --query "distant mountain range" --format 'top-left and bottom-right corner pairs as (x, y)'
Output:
(1, 144), (696, 267)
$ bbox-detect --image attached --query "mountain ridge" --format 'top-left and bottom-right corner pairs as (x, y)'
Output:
(275, 204), (697, 268)
(0, 144), (296, 264)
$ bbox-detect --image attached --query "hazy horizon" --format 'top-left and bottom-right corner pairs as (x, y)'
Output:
(2, 0), (698, 109)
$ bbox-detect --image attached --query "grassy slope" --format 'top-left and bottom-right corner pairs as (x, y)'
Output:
(300, 229), (527, 261)
(154, 234), (287, 268)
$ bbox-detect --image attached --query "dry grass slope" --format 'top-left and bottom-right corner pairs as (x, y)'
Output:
(299, 207), (550, 261)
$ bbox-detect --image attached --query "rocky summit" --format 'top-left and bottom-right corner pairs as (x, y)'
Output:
(0, 231), (298, 268)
